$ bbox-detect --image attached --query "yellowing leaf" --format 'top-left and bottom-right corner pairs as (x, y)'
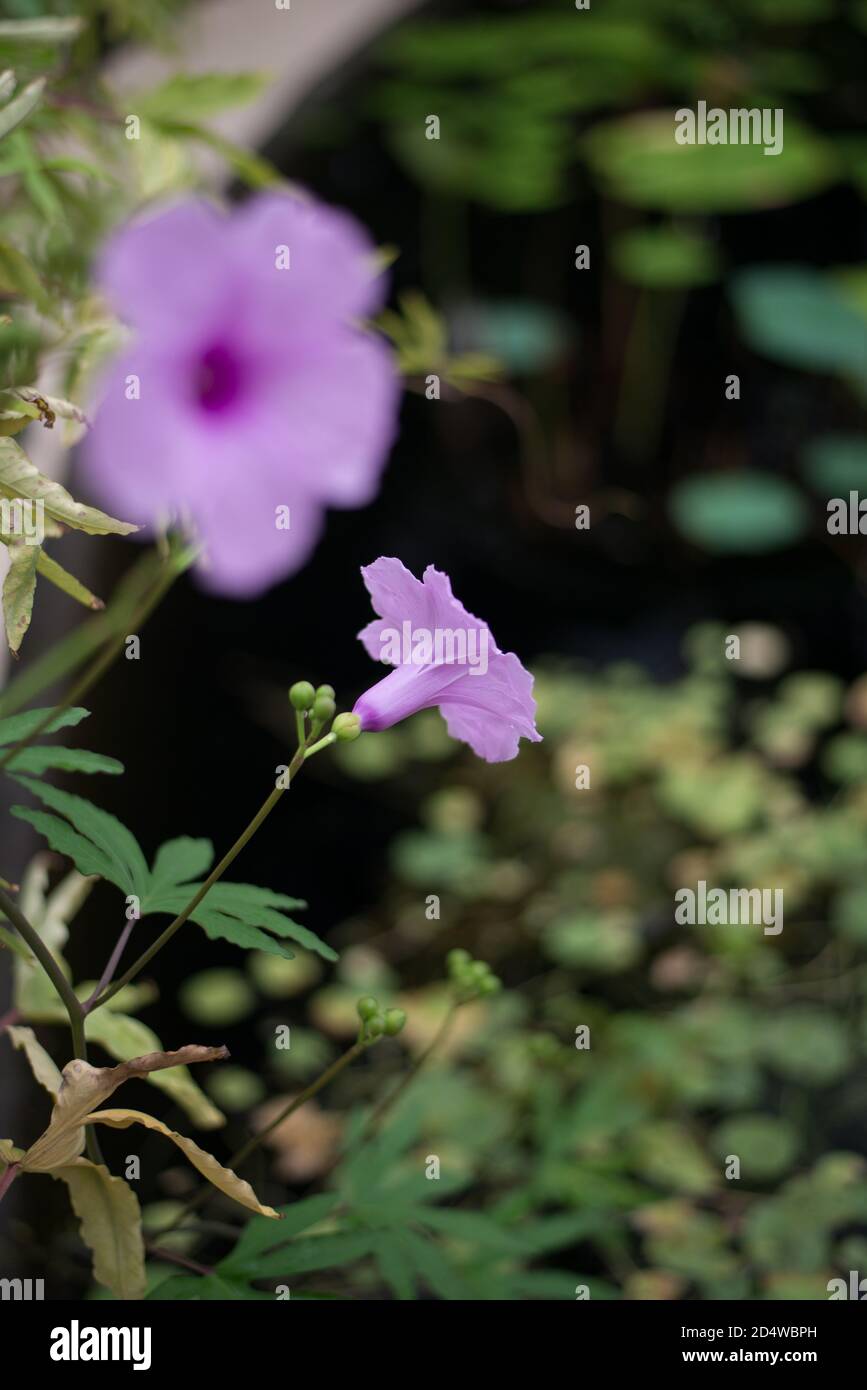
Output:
(82, 1010), (225, 1130)
(86, 1108), (280, 1219)
(54, 1158), (146, 1300)
(21, 1044), (229, 1173)
(7, 1023), (61, 1097)
(2, 537), (39, 654)
(0, 437), (137, 536)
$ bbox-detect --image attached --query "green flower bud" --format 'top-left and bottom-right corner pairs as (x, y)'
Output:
(366, 1015), (385, 1039)
(477, 974), (501, 996)
(289, 681), (316, 711)
(446, 948), (471, 977)
(315, 684), (336, 701)
(356, 995), (379, 1022)
(333, 712), (362, 741)
(312, 695), (336, 724)
(469, 960), (491, 983)
(383, 1008), (407, 1037)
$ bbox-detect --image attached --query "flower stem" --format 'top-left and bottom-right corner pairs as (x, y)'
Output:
(365, 1002), (459, 1135)
(90, 744), (310, 1013)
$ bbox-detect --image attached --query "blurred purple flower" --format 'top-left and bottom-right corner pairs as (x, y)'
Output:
(82, 195), (399, 596)
(353, 557), (542, 762)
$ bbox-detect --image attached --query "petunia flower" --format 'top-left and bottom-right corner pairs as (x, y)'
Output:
(352, 557), (542, 762)
(81, 195), (400, 596)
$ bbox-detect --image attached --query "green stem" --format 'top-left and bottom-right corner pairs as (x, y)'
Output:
(154, 1039), (367, 1236)
(0, 886), (103, 1163)
(90, 744), (309, 1012)
(365, 1002), (459, 1135)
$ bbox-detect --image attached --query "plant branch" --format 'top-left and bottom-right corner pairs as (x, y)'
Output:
(90, 742), (310, 1012)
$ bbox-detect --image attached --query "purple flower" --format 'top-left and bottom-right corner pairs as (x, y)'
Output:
(81, 195), (400, 596)
(353, 557), (542, 762)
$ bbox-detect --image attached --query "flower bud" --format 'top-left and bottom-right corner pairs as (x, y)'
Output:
(366, 1015), (385, 1039)
(356, 995), (379, 1022)
(315, 684), (336, 701)
(289, 681), (316, 711)
(469, 960), (491, 983)
(477, 974), (501, 996)
(312, 695), (336, 724)
(383, 1008), (407, 1036)
(333, 712), (362, 741)
(447, 948), (471, 977)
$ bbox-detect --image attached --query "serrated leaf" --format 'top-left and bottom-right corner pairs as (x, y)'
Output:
(221, 1194), (339, 1273)
(83, 1009), (224, 1130)
(0, 437), (136, 536)
(0, 76), (44, 142)
(85, 1108), (279, 1219)
(149, 837), (214, 895)
(419, 1207), (527, 1253)
(5, 745), (122, 776)
(401, 1229), (471, 1299)
(227, 1229), (377, 1279)
(11, 776), (150, 894)
(54, 1158), (146, 1301)
(0, 704), (89, 746)
(11, 806), (119, 881)
(7, 1022), (61, 1096)
(2, 537), (37, 653)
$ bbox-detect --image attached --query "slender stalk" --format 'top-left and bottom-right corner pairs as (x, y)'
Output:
(153, 1039), (366, 1237)
(365, 1003), (458, 1135)
(0, 886), (83, 1042)
(0, 886), (103, 1163)
(81, 913), (138, 1014)
(0, 1162), (19, 1205)
(90, 741), (310, 1012)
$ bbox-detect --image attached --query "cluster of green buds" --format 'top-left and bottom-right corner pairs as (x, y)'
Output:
(356, 995), (407, 1045)
(289, 680), (362, 755)
(446, 949), (502, 1003)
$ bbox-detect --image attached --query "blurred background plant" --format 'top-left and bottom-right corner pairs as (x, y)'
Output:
(1, 0), (867, 1300)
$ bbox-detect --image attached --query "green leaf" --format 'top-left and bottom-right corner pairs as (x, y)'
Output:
(144, 881), (334, 963)
(0, 76), (44, 142)
(401, 1229), (471, 1299)
(801, 434), (867, 492)
(149, 837), (214, 895)
(711, 1114), (798, 1180)
(2, 536), (38, 652)
(132, 73), (266, 123)
(0, 922), (33, 960)
(3, 745), (123, 776)
(0, 241), (53, 317)
(148, 1272), (273, 1300)
(730, 267), (867, 378)
(669, 472), (809, 553)
(228, 1230), (378, 1280)
(221, 1194), (340, 1274)
(418, 1207), (527, 1253)
(11, 776), (150, 895)
(373, 1233), (417, 1300)
(0, 704), (89, 745)
(0, 437), (137, 536)
(611, 225), (721, 289)
(583, 112), (837, 214)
